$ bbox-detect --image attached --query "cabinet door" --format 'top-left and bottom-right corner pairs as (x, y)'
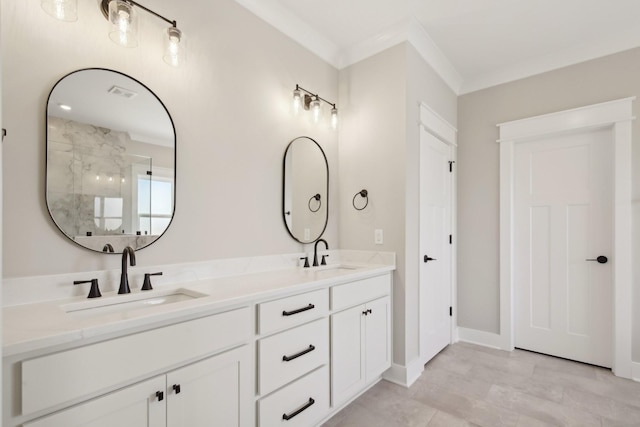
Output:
(166, 346), (251, 427)
(365, 296), (391, 380)
(24, 376), (166, 427)
(330, 304), (365, 407)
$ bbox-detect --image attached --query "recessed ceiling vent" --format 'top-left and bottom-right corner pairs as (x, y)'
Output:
(107, 85), (138, 99)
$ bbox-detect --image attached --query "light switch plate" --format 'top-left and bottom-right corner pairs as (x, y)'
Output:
(374, 229), (383, 244)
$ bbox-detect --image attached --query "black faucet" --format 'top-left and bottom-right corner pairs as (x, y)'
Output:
(119, 246), (136, 294)
(313, 239), (329, 267)
(102, 243), (114, 253)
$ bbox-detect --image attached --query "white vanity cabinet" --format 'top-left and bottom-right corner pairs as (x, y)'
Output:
(256, 289), (330, 426)
(23, 376), (166, 427)
(4, 265), (395, 427)
(330, 276), (391, 408)
(24, 346), (250, 427)
(7, 307), (253, 427)
(166, 345), (251, 426)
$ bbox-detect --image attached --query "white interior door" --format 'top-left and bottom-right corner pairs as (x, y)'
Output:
(514, 128), (613, 368)
(419, 128), (453, 365)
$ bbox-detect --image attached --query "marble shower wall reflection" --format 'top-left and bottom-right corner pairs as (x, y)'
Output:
(47, 116), (160, 249)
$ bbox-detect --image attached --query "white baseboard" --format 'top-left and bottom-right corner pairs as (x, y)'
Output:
(632, 361), (640, 382)
(383, 359), (424, 388)
(457, 327), (506, 350)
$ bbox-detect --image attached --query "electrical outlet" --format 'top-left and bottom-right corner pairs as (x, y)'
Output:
(374, 229), (383, 245)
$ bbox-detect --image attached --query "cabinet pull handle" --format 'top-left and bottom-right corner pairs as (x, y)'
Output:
(282, 345), (315, 362)
(173, 384), (181, 394)
(282, 397), (315, 421)
(156, 391), (164, 401)
(282, 304), (315, 316)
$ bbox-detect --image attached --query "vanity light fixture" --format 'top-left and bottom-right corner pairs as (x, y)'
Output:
(58, 103), (72, 111)
(41, 0), (78, 22)
(99, 0), (185, 67)
(292, 87), (302, 114)
(292, 84), (338, 129)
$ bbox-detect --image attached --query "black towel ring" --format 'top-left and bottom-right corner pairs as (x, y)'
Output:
(352, 189), (369, 210)
(308, 194), (321, 212)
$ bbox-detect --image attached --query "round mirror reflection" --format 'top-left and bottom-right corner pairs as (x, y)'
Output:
(45, 68), (176, 253)
(283, 136), (328, 243)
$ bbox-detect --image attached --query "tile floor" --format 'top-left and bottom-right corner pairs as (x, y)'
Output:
(321, 342), (640, 427)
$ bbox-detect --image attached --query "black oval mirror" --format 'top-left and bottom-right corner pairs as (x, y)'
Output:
(282, 136), (328, 243)
(46, 68), (176, 253)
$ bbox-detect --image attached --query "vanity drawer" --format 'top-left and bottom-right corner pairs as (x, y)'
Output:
(258, 288), (328, 335)
(22, 307), (250, 416)
(331, 274), (391, 311)
(258, 365), (329, 427)
(258, 318), (328, 395)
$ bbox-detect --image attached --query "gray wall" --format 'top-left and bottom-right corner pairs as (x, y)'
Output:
(338, 43), (457, 367)
(2, 0), (338, 277)
(457, 47), (640, 361)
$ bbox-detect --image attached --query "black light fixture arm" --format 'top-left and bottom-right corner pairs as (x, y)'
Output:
(101, 0), (177, 28)
(295, 84), (336, 109)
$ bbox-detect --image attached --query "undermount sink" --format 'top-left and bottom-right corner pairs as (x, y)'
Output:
(61, 288), (208, 318)
(311, 264), (361, 273)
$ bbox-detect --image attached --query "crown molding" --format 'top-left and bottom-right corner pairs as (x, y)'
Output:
(233, 1), (463, 93)
(234, 1), (640, 96)
(405, 20), (463, 94)
(460, 25), (640, 94)
(232, 0), (342, 67)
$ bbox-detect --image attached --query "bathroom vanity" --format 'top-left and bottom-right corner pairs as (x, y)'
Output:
(2, 260), (393, 427)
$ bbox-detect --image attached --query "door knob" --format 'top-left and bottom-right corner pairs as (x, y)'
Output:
(423, 255), (437, 263)
(586, 256), (608, 264)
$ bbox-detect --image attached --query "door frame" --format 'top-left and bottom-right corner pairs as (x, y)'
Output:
(418, 102), (457, 365)
(498, 97), (635, 378)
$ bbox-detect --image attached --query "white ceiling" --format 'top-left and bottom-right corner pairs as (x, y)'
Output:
(234, 0), (640, 94)
(48, 69), (174, 146)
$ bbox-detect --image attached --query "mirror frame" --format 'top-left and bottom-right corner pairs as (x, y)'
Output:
(282, 136), (329, 243)
(45, 68), (177, 253)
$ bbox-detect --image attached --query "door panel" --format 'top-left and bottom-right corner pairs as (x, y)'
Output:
(24, 376), (166, 427)
(365, 297), (391, 379)
(419, 128), (452, 365)
(166, 346), (250, 427)
(514, 129), (613, 367)
(331, 304), (365, 407)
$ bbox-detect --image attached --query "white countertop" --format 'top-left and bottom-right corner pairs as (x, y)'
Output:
(3, 263), (394, 357)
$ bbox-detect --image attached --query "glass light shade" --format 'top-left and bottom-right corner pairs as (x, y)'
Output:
(163, 27), (185, 67)
(311, 98), (321, 123)
(41, 0), (78, 22)
(331, 107), (338, 129)
(292, 89), (302, 115)
(108, 0), (138, 48)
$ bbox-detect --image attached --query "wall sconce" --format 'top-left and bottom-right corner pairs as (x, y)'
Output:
(42, 0), (185, 66)
(100, 0), (185, 67)
(292, 84), (338, 130)
(41, 0), (78, 22)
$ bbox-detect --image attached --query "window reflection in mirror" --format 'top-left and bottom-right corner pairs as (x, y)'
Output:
(45, 68), (176, 253)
